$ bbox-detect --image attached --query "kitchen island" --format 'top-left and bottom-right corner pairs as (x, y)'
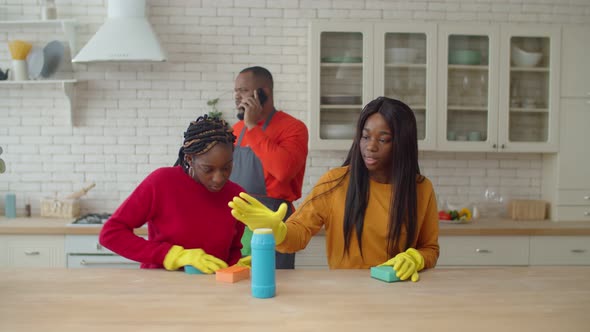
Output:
(0, 267), (588, 331)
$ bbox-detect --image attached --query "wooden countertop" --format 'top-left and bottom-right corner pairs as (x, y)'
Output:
(0, 217), (148, 235)
(0, 267), (588, 331)
(1, 216), (590, 236)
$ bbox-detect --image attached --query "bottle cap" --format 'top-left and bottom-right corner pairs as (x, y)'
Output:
(253, 228), (272, 235)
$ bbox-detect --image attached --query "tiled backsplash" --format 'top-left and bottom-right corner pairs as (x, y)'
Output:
(1, 1), (588, 216)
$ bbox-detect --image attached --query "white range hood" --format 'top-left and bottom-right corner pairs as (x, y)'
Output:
(72, 0), (166, 63)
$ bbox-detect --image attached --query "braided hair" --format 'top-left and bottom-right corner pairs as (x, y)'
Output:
(174, 115), (237, 172)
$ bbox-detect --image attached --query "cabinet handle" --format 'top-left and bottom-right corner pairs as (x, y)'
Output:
(501, 144), (505, 149)
(24, 251), (40, 256)
(80, 260), (137, 266)
(475, 248), (491, 253)
(571, 249), (587, 253)
(492, 144), (497, 149)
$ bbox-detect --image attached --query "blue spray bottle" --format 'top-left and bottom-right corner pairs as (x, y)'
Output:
(251, 228), (276, 298)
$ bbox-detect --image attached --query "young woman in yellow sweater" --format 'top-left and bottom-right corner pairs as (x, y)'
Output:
(230, 97), (439, 281)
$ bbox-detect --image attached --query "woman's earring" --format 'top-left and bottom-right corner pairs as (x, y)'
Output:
(188, 165), (195, 178)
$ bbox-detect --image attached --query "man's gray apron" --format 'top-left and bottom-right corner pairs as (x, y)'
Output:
(230, 109), (295, 269)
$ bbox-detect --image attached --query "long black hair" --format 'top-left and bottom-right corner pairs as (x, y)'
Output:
(174, 115), (236, 172)
(341, 97), (422, 258)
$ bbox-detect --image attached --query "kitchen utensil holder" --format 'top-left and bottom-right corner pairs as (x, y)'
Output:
(12, 60), (28, 81)
(40, 197), (80, 218)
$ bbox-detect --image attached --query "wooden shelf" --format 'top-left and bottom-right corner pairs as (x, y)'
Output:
(320, 104), (362, 109)
(385, 63), (427, 69)
(0, 79), (76, 84)
(321, 63), (362, 68)
(447, 105), (488, 111)
(510, 67), (549, 72)
(0, 79), (77, 124)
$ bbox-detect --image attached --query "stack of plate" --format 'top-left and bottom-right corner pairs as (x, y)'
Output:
(26, 40), (65, 80)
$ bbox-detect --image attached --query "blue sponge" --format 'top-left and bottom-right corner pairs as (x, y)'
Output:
(184, 265), (203, 274)
(370, 266), (401, 283)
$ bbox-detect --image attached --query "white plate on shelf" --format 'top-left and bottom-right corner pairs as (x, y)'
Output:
(26, 46), (44, 80)
(41, 40), (65, 78)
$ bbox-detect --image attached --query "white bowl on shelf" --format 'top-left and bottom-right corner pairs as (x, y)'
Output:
(386, 47), (418, 64)
(320, 124), (355, 139)
(511, 46), (542, 67)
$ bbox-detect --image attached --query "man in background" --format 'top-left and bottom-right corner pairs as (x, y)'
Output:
(230, 66), (308, 269)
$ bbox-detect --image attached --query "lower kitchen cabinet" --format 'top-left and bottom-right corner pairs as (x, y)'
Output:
(65, 234), (143, 269)
(529, 236), (590, 265)
(0, 235), (65, 267)
(437, 236), (530, 266)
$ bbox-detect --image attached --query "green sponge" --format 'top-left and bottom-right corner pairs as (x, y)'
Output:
(370, 266), (401, 283)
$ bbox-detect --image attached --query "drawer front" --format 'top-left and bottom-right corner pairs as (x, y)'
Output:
(530, 236), (590, 265)
(9, 246), (58, 267)
(557, 190), (590, 205)
(555, 206), (590, 221)
(67, 254), (140, 269)
(1, 235), (65, 267)
(438, 236), (529, 266)
(295, 235), (328, 269)
(65, 235), (147, 254)
(65, 235), (114, 254)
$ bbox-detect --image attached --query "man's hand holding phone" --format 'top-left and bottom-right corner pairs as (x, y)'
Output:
(239, 88), (267, 129)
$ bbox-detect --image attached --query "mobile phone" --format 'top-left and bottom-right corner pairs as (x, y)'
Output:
(256, 88), (268, 106)
(237, 88), (268, 120)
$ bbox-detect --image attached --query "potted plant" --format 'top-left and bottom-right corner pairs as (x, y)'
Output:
(207, 97), (223, 119)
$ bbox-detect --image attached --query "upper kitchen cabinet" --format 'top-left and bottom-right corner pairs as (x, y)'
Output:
(437, 24), (560, 153)
(309, 21), (373, 151)
(437, 24), (499, 152)
(308, 21), (437, 151)
(561, 26), (590, 98)
(499, 25), (560, 153)
(373, 23), (437, 150)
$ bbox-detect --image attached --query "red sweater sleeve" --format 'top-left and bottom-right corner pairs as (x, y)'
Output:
(100, 167), (245, 268)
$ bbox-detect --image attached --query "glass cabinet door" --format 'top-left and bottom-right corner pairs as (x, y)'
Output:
(499, 25), (560, 152)
(319, 31), (364, 140)
(309, 22), (373, 150)
(508, 36), (550, 143)
(374, 23), (436, 151)
(447, 34), (491, 144)
(437, 25), (499, 152)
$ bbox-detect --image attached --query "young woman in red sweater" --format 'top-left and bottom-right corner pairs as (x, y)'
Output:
(100, 115), (246, 273)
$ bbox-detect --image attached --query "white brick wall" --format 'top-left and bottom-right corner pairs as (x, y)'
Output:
(0, 0), (589, 216)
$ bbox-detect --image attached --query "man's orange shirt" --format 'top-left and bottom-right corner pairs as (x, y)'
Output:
(232, 110), (308, 203)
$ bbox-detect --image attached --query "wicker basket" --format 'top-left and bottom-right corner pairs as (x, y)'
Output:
(40, 198), (81, 218)
(508, 199), (547, 220)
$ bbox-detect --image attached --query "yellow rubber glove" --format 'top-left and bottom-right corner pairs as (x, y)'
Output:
(235, 255), (251, 268)
(228, 192), (288, 244)
(163, 245), (228, 274)
(379, 248), (425, 282)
